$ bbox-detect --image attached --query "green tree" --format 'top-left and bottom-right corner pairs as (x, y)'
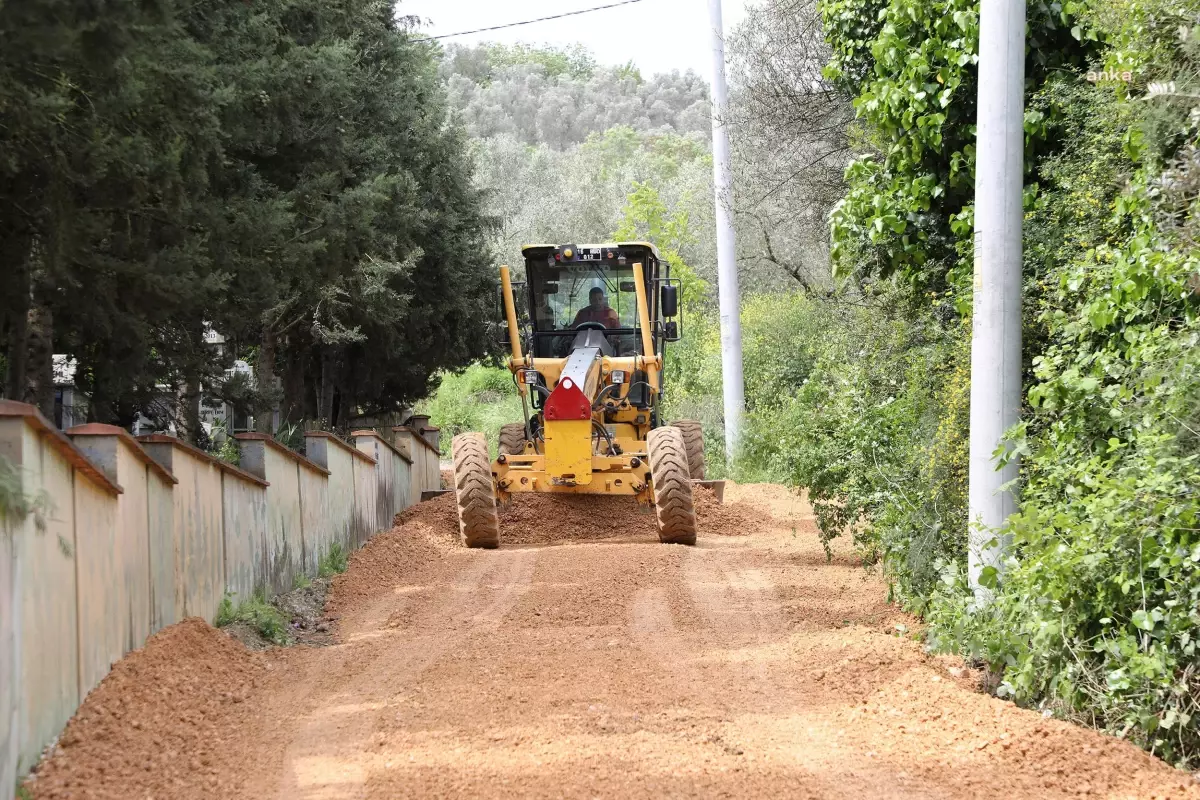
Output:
(822, 0), (1096, 293)
(0, 0), (225, 431)
(1, 0), (496, 440)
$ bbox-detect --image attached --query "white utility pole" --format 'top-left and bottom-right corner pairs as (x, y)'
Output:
(708, 0), (745, 462)
(968, 0), (1026, 601)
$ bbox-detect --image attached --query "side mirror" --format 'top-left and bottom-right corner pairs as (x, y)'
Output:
(664, 320), (680, 342)
(619, 281), (636, 293)
(498, 322), (510, 347)
(660, 284), (679, 318)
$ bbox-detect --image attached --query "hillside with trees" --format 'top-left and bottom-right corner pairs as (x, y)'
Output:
(439, 41), (837, 292)
(441, 42), (712, 148)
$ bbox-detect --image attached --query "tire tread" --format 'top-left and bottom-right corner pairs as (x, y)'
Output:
(451, 432), (500, 548)
(668, 419), (706, 479)
(498, 422), (527, 456)
(647, 426), (697, 545)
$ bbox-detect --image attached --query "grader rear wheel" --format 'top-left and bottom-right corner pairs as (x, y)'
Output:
(498, 422), (528, 455)
(451, 432), (500, 548)
(646, 426), (697, 545)
(669, 419), (706, 479)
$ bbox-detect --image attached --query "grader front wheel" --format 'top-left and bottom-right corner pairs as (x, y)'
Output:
(647, 426), (697, 545)
(451, 432), (500, 548)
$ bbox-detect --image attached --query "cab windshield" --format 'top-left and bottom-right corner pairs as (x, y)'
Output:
(529, 263), (639, 332)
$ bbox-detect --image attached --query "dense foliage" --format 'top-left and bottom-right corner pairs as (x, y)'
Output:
(718, 0), (1200, 768)
(0, 0), (494, 437)
(440, 40), (836, 294)
(823, 0), (1095, 292)
(926, 8), (1200, 765)
(417, 364), (522, 457)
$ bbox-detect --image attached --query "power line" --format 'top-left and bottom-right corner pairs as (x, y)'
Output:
(412, 0), (647, 41)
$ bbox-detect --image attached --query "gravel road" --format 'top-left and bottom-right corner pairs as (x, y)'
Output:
(26, 485), (1199, 799)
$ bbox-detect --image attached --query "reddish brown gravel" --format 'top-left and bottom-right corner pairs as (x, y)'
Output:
(24, 483), (1200, 799)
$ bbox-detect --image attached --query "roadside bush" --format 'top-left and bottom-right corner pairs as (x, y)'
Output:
(805, 0), (1200, 768)
(662, 291), (837, 481)
(418, 364), (523, 456)
(215, 591), (290, 646)
(318, 542), (349, 578)
(929, 168), (1200, 766)
(741, 293), (969, 604)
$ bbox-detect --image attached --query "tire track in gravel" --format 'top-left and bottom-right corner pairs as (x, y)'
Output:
(257, 548), (539, 799)
(681, 544), (789, 712)
(629, 585), (714, 708)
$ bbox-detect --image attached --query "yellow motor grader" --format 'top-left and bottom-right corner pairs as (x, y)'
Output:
(451, 242), (707, 548)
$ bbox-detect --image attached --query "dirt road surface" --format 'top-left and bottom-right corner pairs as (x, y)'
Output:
(25, 485), (1200, 799)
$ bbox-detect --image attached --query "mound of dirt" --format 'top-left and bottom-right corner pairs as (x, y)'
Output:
(24, 618), (265, 799)
(321, 484), (781, 627)
(326, 493), (462, 618)
(498, 493), (657, 544)
(694, 485), (772, 534)
(494, 484), (771, 544)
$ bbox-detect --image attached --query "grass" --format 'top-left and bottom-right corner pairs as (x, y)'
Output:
(318, 542), (349, 578)
(417, 363), (524, 457)
(214, 541), (350, 646)
(215, 591), (291, 645)
(212, 437), (240, 466)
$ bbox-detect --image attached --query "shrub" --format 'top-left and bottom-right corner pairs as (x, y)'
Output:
(741, 292), (969, 604)
(931, 166), (1200, 766)
(418, 363), (523, 457)
(215, 591), (290, 646)
(318, 542), (349, 578)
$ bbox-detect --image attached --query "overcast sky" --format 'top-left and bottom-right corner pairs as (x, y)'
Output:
(400, 0), (751, 78)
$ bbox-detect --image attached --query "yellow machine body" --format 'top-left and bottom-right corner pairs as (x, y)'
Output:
(544, 419), (594, 485)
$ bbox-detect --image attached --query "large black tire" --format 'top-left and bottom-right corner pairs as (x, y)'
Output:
(669, 419), (706, 479)
(646, 426), (697, 545)
(498, 422), (528, 456)
(451, 432), (500, 548)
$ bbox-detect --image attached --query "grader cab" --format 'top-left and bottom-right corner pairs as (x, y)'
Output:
(450, 242), (706, 548)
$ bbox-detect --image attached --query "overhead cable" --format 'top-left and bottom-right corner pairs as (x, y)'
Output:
(412, 0), (647, 41)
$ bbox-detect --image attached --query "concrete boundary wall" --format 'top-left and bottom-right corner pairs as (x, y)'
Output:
(0, 402), (121, 783)
(394, 426), (442, 502)
(352, 431), (412, 530)
(0, 401), (437, 784)
(304, 431), (378, 562)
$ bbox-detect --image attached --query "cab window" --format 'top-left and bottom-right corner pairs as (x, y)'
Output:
(529, 264), (638, 331)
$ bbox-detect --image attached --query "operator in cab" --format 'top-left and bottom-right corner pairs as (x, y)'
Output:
(573, 287), (619, 329)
